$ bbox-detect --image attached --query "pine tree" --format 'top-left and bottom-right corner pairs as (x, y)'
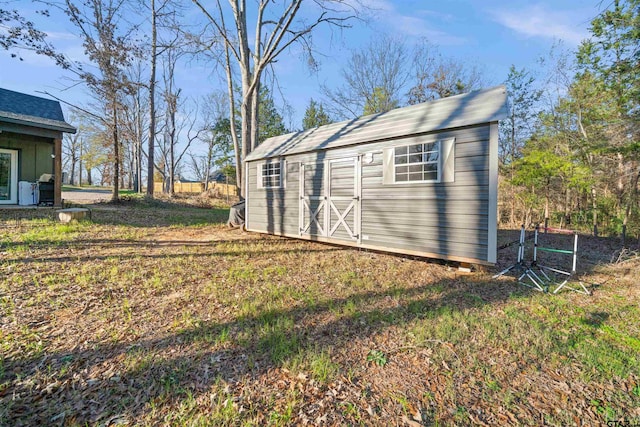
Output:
(302, 99), (332, 130)
(258, 88), (287, 144)
(576, 0), (640, 240)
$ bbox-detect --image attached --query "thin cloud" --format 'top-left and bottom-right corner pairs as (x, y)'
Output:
(491, 4), (589, 45)
(365, 1), (466, 44)
(415, 9), (456, 23)
(394, 15), (467, 45)
(45, 31), (79, 41)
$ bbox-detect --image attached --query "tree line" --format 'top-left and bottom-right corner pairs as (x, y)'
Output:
(1, 0), (638, 241)
(501, 0), (638, 242)
(0, 1), (487, 199)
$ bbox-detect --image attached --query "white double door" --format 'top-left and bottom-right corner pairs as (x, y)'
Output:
(299, 157), (360, 241)
(0, 149), (18, 204)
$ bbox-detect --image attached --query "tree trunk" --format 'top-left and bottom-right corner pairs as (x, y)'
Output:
(240, 96), (251, 196)
(135, 92), (142, 193)
(78, 141), (83, 186)
(223, 46), (241, 196)
(204, 144), (213, 192)
(146, 0), (157, 197)
(251, 79), (260, 151)
(591, 186), (598, 237)
(544, 185), (549, 230)
(622, 166), (640, 247)
(112, 101), (120, 203)
(121, 161), (126, 190)
(169, 135), (175, 196)
(70, 157), (76, 186)
(168, 97), (176, 196)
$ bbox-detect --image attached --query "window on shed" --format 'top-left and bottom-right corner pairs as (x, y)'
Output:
(382, 137), (455, 185)
(393, 141), (440, 182)
(260, 161), (282, 188)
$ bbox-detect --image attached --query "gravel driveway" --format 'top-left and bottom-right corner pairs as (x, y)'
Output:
(62, 188), (112, 204)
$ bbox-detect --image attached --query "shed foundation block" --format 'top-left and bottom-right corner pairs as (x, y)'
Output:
(57, 207), (91, 223)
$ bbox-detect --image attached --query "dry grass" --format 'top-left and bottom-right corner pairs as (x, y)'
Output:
(1, 200), (639, 426)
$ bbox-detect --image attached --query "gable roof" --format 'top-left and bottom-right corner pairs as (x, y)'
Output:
(0, 87), (76, 134)
(246, 85), (508, 162)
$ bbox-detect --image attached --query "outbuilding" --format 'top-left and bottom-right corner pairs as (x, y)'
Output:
(0, 88), (76, 207)
(244, 86), (508, 265)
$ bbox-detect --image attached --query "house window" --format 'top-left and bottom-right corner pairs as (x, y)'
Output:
(394, 141), (440, 182)
(260, 161), (282, 188)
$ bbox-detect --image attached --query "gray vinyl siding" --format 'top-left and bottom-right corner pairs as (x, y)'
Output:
(247, 160), (300, 235)
(358, 125), (489, 261)
(247, 123), (492, 263)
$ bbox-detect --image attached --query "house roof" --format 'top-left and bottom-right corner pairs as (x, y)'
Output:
(245, 85), (508, 161)
(0, 87), (76, 134)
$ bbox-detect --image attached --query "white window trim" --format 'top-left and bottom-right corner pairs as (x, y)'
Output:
(382, 137), (455, 185)
(392, 140), (441, 184)
(257, 159), (286, 189)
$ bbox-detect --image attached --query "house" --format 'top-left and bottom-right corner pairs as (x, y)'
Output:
(211, 170), (236, 184)
(0, 88), (76, 207)
(244, 86), (508, 265)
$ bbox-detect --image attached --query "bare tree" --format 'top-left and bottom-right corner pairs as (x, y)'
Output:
(191, 0), (356, 195)
(61, 109), (89, 186)
(146, 0), (159, 197)
(407, 40), (486, 104)
(48, 0), (140, 202)
(120, 61), (149, 192)
(137, 0), (184, 197)
(323, 34), (409, 118)
(155, 47), (204, 194)
(189, 91), (230, 190)
(62, 131), (82, 185)
(323, 36), (486, 118)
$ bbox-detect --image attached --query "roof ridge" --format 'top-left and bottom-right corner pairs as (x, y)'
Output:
(0, 87), (76, 133)
(246, 85), (507, 161)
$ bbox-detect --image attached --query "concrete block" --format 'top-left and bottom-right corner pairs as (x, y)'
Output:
(57, 208), (91, 223)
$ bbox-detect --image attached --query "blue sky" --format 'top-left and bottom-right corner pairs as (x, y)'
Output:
(0, 0), (601, 130)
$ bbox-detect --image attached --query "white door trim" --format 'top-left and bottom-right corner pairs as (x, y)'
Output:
(299, 157), (361, 241)
(299, 161), (327, 236)
(0, 148), (18, 205)
(327, 157), (359, 241)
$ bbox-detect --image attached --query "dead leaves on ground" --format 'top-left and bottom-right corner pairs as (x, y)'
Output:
(1, 208), (639, 426)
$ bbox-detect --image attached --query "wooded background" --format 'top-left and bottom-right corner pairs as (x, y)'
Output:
(2, 0), (637, 241)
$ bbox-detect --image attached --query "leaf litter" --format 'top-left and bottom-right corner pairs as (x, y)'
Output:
(0, 202), (639, 426)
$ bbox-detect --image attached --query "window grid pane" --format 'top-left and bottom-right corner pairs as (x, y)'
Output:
(261, 162), (282, 188)
(393, 141), (439, 183)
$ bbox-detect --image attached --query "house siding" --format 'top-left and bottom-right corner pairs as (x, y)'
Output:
(247, 161), (300, 235)
(246, 123), (494, 264)
(0, 131), (53, 182)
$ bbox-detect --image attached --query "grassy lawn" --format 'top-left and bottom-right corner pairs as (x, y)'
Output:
(0, 200), (638, 426)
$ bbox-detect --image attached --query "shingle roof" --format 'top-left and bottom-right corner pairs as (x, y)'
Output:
(0, 87), (76, 133)
(245, 85), (508, 161)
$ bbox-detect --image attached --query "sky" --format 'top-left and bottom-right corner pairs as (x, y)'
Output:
(0, 0), (602, 152)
